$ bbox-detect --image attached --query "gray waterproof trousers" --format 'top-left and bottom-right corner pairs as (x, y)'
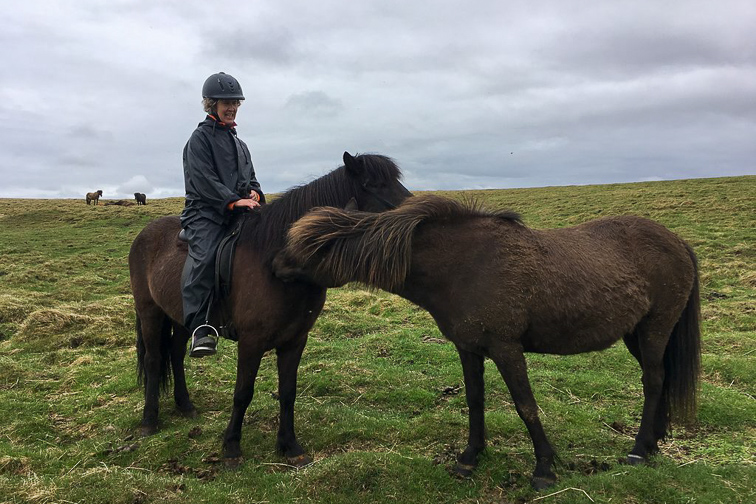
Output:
(181, 216), (227, 332)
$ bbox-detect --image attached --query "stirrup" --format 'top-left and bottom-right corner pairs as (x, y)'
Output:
(189, 324), (219, 358)
(191, 323), (219, 341)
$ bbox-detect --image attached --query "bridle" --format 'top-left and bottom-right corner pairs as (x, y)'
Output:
(361, 182), (403, 210)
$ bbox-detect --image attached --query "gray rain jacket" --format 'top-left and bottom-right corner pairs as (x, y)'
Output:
(180, 116), (265, 227)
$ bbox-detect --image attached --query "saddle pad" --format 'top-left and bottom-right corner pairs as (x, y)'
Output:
(215, 217), (245, 299)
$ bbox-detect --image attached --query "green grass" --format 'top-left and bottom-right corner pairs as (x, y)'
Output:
(0, 177), (754, 503)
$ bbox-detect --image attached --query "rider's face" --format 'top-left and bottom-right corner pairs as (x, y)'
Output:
(216, 99), (241, 124)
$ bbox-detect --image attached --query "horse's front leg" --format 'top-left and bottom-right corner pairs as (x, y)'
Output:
(170, 323), (196, 417)
(275, 336), (312, 467)
(453, 346), (486, 477)
(490, 343), (556, 490)
(222, 342), (264, 463)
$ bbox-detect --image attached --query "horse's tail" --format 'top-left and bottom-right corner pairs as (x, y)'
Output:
(135, 312), (173, 393)
(662, 242), (701, 428)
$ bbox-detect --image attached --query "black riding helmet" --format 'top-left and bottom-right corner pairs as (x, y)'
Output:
(202, 72), (245, 100)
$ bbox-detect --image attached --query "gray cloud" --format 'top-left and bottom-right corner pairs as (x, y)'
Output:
(206, 26), (300, 67)
(0, 0), (754, 199)
(117, 175), (154, 195)
(285, 91), (343, 117)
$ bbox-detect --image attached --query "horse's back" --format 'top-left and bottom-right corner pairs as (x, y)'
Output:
(412, 214), (695, 354)
(129, 216), (185, 320)
(534, 215), (695, 297)
(593, 215), (697, 311)
(130, 216), (182, 261)
(520, 215), (696, 351)
(571, 215), (694, 279)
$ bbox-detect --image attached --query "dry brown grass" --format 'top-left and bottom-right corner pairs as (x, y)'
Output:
(15, 295), (134, 349)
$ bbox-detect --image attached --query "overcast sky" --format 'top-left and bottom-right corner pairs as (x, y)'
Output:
(2, 0), (754, 199)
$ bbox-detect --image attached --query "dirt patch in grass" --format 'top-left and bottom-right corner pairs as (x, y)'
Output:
(0, 455), (32, 476)
(160, 458), (218, 481)
(702, 299), (755, 326)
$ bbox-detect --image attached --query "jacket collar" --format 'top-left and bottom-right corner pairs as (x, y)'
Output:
(205, 114), (237, 129)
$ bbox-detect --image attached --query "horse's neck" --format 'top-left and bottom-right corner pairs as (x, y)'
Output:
(268, 177), (349, 228)
(252, 177), (350, 256)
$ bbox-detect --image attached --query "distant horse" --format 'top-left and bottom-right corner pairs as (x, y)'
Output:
(128, 152), (412, 466)
(273, 195), (701, 489)
(134, 193), (147, 205)
(86, 190), (103, 205)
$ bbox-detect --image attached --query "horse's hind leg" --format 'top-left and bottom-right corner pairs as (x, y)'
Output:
(454, 347), (486, 477)
(490, 343), (556, 490)
(625, 320), (671, 464)
(624, 331), (667, 449)
(138, 308), (169, 436)
(170, 323), (196, 418)
(275, 337), (311, 466)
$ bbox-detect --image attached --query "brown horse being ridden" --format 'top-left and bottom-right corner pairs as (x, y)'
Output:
(273, 195), (701, 489)
(86, 190), (103, 205)
(128, 152), (411, 466)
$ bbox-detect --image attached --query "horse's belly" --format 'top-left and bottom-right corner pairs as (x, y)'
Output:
(522, 290), (648, 355)
(231, 281), (327, 349)
(522, 323), (629, 355)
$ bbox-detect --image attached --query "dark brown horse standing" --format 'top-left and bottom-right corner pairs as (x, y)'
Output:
(128, 152), (411, 465)
(273, 195), (701, 489)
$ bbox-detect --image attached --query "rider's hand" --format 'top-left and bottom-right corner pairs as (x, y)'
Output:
(232, 198), (261, 210)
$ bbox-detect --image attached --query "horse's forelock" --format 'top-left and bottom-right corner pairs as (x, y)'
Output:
(269, 154), (402, 216)
(354, 153), (403, 183)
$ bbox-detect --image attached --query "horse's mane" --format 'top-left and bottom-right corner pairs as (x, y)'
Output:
(241, 154), (402, 263)
(285, 194), (522, 290)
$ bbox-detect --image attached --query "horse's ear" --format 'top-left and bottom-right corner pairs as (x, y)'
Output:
(344, 197), (359, 211)
(343, 151), (364, 176)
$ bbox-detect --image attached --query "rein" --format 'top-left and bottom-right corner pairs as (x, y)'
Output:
(362, 182), (398, 210)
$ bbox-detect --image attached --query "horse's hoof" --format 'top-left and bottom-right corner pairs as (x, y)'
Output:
(287, 454), (313, 468)
(626, 454), (646, 465)
(224, 457), (243, 470)
(452, 462), (476, 478)
(531, 475), (557, 491)
(178, 407), (198, 419)
(140, 425), (158, 437)
(223, 443), (242, 460)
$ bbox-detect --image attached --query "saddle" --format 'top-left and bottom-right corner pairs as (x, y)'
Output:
(178, 216), (246, 341)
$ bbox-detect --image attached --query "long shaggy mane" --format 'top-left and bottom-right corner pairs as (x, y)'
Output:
(285, 194), (522, 290)
(241, 154), (402, 264)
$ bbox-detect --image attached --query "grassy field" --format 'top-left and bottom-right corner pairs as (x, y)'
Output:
(0, 176), (754, 504)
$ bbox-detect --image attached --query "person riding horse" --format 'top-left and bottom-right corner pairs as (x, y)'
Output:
(181, 72), (264, 358)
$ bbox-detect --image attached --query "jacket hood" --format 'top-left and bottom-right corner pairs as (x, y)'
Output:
(199, 115), (237, 135)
